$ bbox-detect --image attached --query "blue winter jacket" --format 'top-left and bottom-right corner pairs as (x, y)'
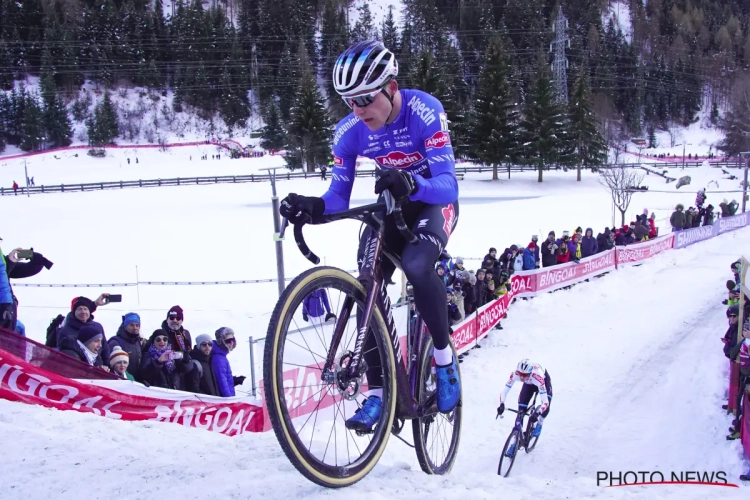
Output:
(303, 289), (331, 318)
(211, 341), (235, 397)
(522, 248), (536, 270)
(580, 230), (598, 258)
(0, 253), (12, 304)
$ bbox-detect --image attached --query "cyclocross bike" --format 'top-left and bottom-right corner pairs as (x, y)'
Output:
(497, 392), (540, 477)
(263, 192), (462, 488)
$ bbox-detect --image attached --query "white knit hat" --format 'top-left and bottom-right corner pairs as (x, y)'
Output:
(109, 346), (129, 367)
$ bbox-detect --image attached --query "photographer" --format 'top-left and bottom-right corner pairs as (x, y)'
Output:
(1, 244), (53, 333)
(141, 329), (191, 390)
(541, 232), (559, 267)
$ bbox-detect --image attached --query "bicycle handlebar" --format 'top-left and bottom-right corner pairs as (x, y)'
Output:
(280, 195), (418, 265)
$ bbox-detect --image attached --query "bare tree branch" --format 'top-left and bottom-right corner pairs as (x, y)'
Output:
(598, 167), (645, 226)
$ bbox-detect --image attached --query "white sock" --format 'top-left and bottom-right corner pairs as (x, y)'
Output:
(367, 388), (383, 399)
(433, 346), (453, 366)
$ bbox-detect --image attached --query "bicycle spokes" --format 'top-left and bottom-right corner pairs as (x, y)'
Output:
(275, 281), (388, 468)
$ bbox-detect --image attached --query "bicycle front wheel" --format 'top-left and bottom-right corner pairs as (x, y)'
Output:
(412, 336), (462, 474)
(497, 429), (521, 477)
(263, 266), (398, 488)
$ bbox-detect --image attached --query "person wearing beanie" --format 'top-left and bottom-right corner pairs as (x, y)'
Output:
(141, 328), (191, 390)
(482, 248), (498, 270)
(212, 327), (246, 397)
(108, 312), (145, 382)
(186, 334), (220, 396)
(541, 232), (559, 268)
(522, 242), (536, 270)
(150, 305), (192, 357)
(109, 346), (134, 381)
(59, 324), (106, 369)
(56, 294), (111, 363)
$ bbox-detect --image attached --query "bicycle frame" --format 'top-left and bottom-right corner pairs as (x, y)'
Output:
(281, 195), (431, 421)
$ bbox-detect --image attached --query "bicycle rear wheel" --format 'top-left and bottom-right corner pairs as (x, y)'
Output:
(263, 266), (397, 488)
(412, 336), (462, 474)
(497, 429), (521, 477)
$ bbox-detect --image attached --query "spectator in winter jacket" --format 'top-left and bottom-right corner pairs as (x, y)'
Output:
(59, 324), (108, 370)
(727, 320), (750, 439)
(522, 243), (537, 270)
(447, 257), (466, 287)
(0, 246), (15, 331)
(494, 271), (510, 297)
(568, 233), (582, 261)
(557, 243), (570, 264)
(703, 204), (715, 226)
(303, 289), (336, 324)
(670, 204), (686, 231)
(212, 327), (246, 397)
(482, 248), (498, 270)
(109, 346), (135, 381)
(151, 305), (192, 356)
(446, 288), (462, 326)
(648, 214), (658, 239)
(186, 334), (219, 396)
(141, 329), (191, 391)
(684, 207), (695, 229)
(57, 296), (110, 362)
(475, 269), (489, 306)
(436, 265), (449, 286)
(633, 220), (649, 242)
(581, 228), (598, 258)
(530, 235), (540, 267)
(464, 272), (478, 315)
(500, 246), (519, 274)
(512, 249), (524, 272)
(722, 305), (741, 360)
(108, 312), (146, 382)
(1, 246), (53, 334)
(596, 228), (612, 253)
(450, 279), (466, 321)
(541, 232), (559, 267)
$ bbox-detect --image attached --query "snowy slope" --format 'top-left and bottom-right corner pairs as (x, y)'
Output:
(1, 228), (748, 499)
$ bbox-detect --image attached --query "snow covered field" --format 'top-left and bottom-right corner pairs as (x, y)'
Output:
(0, 150), (748, 498)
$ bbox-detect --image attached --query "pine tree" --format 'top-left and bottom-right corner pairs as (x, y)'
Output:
(519, 53), (564, 183)
(408, 50), (444, 96)
(567, 64), (607, 180)
(436, 39), (469, 158)
(351, 3), (375, 41)
(39, 65), (72, 148)
(285, 41), (333, 172)
(0, 37), (12, 90)
(381, 6), (399, 50)
(647, 125), (657, 148)
(467, 35), (519, 180)
(320, 0), (350, 121)
(88, 91), (120, 146)
(260, 100), (286, 151)
(20, 95), (44, 152)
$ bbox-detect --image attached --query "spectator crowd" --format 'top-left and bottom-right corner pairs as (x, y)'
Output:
(720, 260), (750, 481)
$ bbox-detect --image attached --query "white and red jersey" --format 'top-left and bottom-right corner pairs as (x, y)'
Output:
(500, 362), (550, 410)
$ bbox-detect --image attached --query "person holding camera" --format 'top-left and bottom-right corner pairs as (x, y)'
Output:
(141, 329), (191, 391)
(541, 232), (559, 267)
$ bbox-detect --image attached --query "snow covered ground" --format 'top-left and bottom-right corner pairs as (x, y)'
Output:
(0, 151), (748, 497)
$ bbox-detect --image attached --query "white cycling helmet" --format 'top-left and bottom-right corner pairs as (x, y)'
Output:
(516, 358), (533, 375)
(332, 40), (398, 97)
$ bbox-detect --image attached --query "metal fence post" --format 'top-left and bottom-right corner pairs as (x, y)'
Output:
(248, 336), (257, 397)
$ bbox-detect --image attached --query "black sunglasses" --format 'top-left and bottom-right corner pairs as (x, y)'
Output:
(155, 336), (168, 343)
(200, 342), (212, 347)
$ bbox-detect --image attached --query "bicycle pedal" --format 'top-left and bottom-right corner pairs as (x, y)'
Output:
(355, 429), (375, 437)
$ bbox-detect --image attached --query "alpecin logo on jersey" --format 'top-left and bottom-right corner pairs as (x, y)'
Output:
(441, 204), (456, 237)
(333, 156), (343, 166)
(424, 130), (450, 149)
(407, 96), (436, 126)
(375, 151), (424, 168)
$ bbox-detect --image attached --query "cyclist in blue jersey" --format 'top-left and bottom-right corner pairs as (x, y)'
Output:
(280, 40), (461, 432)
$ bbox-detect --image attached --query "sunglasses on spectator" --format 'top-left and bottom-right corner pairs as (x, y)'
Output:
(729, 314), (739, 318)
(200, 342), (212, 347)
(168, 315), (182, 321)
(155, 336), (168, 343)
(225, 337), (236, 344)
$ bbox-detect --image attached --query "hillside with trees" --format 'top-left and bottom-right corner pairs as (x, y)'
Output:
(1, 0), (749, 174)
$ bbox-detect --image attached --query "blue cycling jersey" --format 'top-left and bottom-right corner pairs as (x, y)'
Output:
(322, 88), (458, 213)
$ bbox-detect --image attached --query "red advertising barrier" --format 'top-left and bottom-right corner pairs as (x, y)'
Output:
(615, 234), (675, 266)
(0, 348), (264, 436)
